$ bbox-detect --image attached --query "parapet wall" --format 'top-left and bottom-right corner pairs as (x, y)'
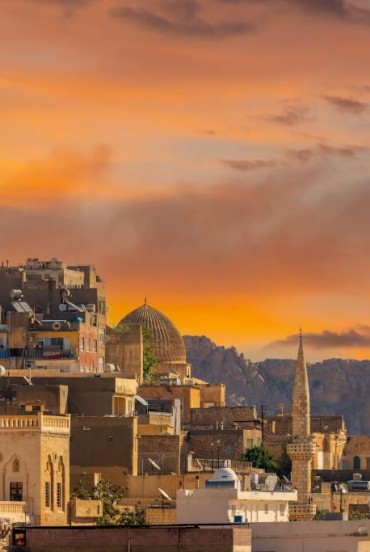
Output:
(11, 525), (251, 552)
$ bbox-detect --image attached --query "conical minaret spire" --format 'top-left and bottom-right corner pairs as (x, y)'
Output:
(292, 329), (310, 438)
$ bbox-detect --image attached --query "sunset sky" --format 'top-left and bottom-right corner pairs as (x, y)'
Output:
(2, 0), (370, 361)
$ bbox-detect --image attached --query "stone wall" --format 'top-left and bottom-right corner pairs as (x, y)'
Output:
(11, 525), (252, 552)
(138, 434), (186, 474)
(189, 429), (254, 461)
(71, 415), (138, 477)
(138, 385), (200, 423)
(105, 325), (143, 383)
(199, 384), (226, 408)
(145, 506), (177, 525)
(190, 406), (258, 430)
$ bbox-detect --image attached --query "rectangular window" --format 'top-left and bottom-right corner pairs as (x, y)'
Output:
(80, 337), (84, 351)
(93, 340), (98, 353)
(279, 504), (285, 516)
(45, 482), (50, 507)
(10, 482), (23, 502)
(57, 482), (62, 509)
(86, 338), (90, 352)
(99, 329), (105, 344)
(264, 504), (269, 514)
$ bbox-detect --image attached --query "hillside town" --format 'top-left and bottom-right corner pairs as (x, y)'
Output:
(0, 258), (370, 551)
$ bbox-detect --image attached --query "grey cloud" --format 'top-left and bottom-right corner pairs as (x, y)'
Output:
(323, 95), (368, 114)
(21, 0), (92, 5)
(220, 159), (276, 171)
(110, 4), (254, 37)
(265, 105), (310, 126)
(219, 0), (370, 24)
(288, 143), (358, 162)
(270, 326), (370, 349)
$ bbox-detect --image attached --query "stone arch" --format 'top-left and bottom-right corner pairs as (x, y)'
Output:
(3, 454), (28, 502)
(12, 456), (20, 473)
(55, 456), (65, 511)
(44, 455), (54, 510)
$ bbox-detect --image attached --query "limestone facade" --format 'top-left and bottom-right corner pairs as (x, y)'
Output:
(0, 412), (70, 525)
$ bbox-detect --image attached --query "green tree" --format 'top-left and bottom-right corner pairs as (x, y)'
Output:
(72, 475), (145, 526)
(142, 326), (157, 383)
(114, 324), (157, 383)
(240, 446), (278, 472)
(276, 441), (292, 479)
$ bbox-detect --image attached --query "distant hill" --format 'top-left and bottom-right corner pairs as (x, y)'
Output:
(183, 335), (370, 434)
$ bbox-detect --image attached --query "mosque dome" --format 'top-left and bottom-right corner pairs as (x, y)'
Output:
(118, 302), (187, 365)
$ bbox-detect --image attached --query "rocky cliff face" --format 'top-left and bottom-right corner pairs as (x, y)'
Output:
(184, 335), (370, 434)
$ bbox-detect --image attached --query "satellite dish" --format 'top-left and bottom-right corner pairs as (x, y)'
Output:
(158, 488), (172, 502)
(0, 366), (6, 377)
(148, 458), (161, 471)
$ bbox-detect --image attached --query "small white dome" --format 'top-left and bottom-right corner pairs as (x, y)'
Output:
(212, 468), (238, 481)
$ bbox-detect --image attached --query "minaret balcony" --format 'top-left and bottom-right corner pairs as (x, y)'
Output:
(287, 441), (316, 459)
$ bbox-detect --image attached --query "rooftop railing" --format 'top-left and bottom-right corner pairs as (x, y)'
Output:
(0, 413), (70, 433)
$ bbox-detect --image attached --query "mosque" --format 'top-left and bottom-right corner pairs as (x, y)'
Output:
(118, 301), (192, 379)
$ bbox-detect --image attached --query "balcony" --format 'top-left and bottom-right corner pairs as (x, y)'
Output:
(25, 347), (76, 360)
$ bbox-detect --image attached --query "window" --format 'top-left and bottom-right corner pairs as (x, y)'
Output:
(86, 338), (90, 352)
(56, 482), (62, 508)
(264, 504), (269, 514)
(80, 337), (84, 351)
(10, 482), (23, 501)
(225, 441), (234, 459)
(45, 482), (50, 507)
(353, 456), (361, 470)
(99, 329), (105, 344)
(93, 340), (98, 353)
(279, 504), (285, 516)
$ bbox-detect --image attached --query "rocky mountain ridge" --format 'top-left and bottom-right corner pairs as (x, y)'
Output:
(183, 335), (370, 434)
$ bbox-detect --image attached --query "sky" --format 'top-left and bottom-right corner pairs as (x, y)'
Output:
(2, 0), (370, 361)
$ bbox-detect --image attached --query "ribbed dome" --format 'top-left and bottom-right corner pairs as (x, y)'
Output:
(118, 303), (187, 364)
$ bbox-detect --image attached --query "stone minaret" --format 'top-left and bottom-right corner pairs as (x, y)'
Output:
(287, 331), (316, 521)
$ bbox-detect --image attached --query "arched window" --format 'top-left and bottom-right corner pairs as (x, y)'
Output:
(353, 456), (361, 470)
(56, 456), (65, 511)
(45, 456), (53, 509)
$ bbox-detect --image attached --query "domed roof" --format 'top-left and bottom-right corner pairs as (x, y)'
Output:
(212, 468), (238, 481)
(118, 302), (187, 364)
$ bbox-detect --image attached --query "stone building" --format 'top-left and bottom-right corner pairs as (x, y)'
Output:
(105, 324), (143, 382)
(118, 302), (191, 377)
(138, 383), (225, 424)
(287, 333), (316, 521)
(70, 415), (138, 479)
(0, 412), (70, 525)
(0, 258), (106, 372)
(2, 374), (137, 417)
(342, 435), (370, 470)
(264, 413), (347, 470)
